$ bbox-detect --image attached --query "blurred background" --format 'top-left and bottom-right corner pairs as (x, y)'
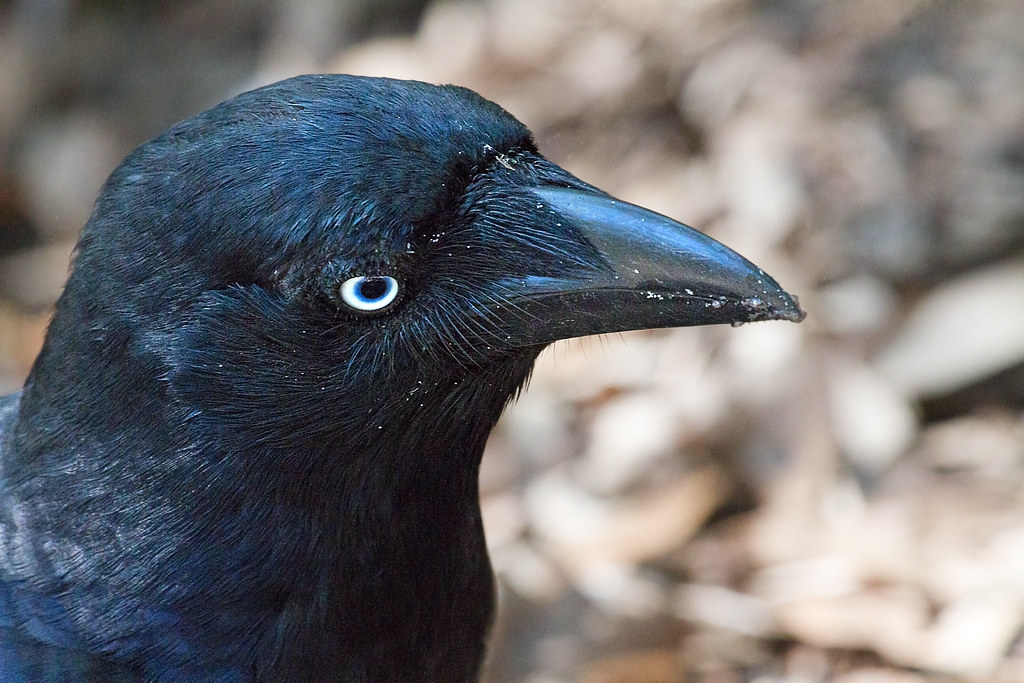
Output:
(2, 0), (1024, 680)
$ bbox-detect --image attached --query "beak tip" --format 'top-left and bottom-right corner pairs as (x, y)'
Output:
(784, 294), (808, 323)
(737, 266), (807, 324)
(742, 290), (806, 325)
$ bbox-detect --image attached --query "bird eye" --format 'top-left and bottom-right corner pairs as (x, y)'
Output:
(339, 275), (401, 313)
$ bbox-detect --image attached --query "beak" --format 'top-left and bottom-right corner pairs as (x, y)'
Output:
(499, 186), (805, 346)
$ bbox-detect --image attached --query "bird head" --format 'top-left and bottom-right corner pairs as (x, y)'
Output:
(27, 74), (803, 466)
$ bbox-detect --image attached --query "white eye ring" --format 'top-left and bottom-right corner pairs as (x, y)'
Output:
(339, 275), (401, 313)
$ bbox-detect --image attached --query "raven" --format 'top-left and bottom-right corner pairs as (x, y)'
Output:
(0, 74), (803, 681)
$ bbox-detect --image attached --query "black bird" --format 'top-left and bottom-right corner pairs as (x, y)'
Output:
(0, 74), (803, 681)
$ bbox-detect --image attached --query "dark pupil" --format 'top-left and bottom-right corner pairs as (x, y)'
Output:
(358, 277), (388, 300)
